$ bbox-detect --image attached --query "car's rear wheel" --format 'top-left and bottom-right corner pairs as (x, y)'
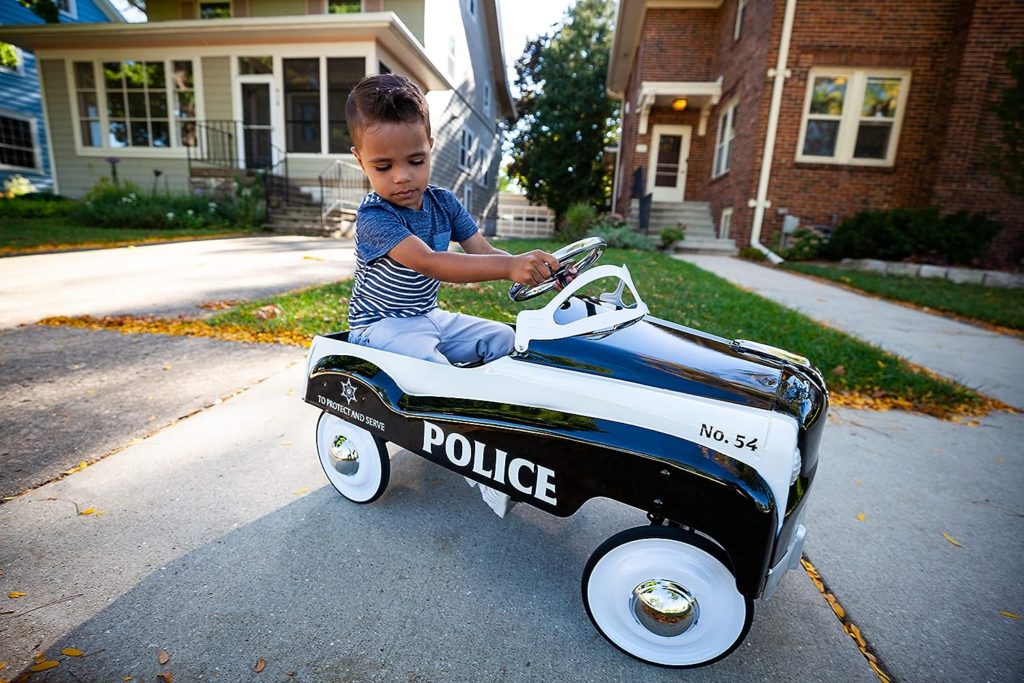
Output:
(316, 411), (390, 503)
(582, 526), (752, 667)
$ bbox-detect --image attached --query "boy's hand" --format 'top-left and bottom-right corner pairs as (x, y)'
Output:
(508, 250), (561, 286)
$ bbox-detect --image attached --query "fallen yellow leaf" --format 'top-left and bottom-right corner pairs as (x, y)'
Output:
(33, 652), (44, 663)
(148, 415), (156, 422)
(999, 610), (1021, 620)
(63, 461), (88, 475)
(79, 507), (97, 516)
(293, 487), (310, 496)
(254, 657), (266, 673)
(856, 512), (865, 522)
(30, 660), (60, 672)
(158, 650), (170, 665)
(158, 672), (173, 683)
(0, 661), (6, 670)
(163, 364), (173, 371)
(123, 676), (134, 681)
(61, 648), (84, 657)
(942, 532), (963, 547)
(7, 592), (25, 599)
(303, 255), (326, 261)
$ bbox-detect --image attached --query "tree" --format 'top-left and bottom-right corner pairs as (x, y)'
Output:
(19, 0), (60, 23)
(507, 0), (618, 225)
(989, 49), (1024, 196)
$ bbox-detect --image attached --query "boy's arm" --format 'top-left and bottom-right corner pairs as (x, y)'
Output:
(389, 234), (559, 286)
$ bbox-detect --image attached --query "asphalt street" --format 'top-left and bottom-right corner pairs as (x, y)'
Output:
(0, 239), (1021, 681)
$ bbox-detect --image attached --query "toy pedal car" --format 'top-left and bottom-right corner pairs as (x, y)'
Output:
(303, 238), (828, 667)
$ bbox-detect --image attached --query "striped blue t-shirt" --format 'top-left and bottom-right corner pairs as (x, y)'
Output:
(348, 186), (478, 329)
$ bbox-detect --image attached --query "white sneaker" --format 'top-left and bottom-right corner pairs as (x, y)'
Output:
(479, 484), (514, 518)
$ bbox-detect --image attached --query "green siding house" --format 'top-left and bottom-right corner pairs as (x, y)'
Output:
(0, 0), (514, 232)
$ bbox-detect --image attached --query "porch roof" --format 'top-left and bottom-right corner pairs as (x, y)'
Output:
(637, 79), (722, 135)
(0, 12), (451, 92)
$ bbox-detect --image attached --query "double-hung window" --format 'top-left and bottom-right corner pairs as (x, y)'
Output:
(459, 129), (475, 171)
(282, 56), (364, 154)
(797, 68), (910, 166)
(0, 112), (38, 170)
(72, 60), (197, 150)
(199, 1), (231, 18)
(713, 100), (737, 177)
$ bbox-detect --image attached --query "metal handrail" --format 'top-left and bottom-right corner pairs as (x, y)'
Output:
(319, 159), (369, 227)
(187, 120), (239, 170)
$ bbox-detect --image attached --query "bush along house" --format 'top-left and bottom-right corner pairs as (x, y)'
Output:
(0, 0), (514, 235)
(1, 0), (130, 195)
(607, 0), (1024, 268)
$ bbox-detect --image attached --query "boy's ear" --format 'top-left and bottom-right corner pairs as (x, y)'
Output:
(428, 136), (434, 149)
(350, 146), (364, 168)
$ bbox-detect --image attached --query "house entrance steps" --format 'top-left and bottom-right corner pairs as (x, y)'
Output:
(629, 199), (737, 255)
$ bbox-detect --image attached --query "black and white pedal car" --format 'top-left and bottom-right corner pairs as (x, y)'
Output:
(303, 238), (828, 667)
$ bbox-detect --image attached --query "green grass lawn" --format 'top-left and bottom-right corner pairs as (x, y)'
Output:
(782, 262), (1024, 331)
(0, 215), (265, 253)
(210, 240), (991, 416)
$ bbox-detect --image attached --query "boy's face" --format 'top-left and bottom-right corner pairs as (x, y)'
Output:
(352, 121), (433, 210)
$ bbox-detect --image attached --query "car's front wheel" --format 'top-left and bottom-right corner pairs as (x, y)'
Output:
(315, 411), (390, 503)
(582, 526), (752, 667)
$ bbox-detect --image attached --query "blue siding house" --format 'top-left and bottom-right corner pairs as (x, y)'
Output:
(1, 0), (127, 194)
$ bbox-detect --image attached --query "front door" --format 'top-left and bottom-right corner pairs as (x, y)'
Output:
(241, 82), (273, 170)
(648, 125), (691, 202)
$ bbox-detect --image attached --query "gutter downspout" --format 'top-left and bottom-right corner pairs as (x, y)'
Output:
(749, 0), (797, 264)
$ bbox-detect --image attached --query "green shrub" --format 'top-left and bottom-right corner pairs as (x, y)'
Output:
(780, 228), (825, 261)
(585, 223), (654, 251)
(0, 193), (76, 218)
(75, 177), (260, 230)
(821, 207), (1002, 265)
(738, 246), (768, 262)
(659, 226), (685, 249)
(561, 201), (598, 240)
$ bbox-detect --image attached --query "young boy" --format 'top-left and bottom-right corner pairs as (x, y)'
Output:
(344, 73), (559, 516)
(345, 72), (559, 365)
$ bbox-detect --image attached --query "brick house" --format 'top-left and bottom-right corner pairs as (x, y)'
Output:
(607, 0), (1024, 267)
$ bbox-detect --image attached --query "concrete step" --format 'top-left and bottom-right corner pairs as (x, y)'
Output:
(671, 236), (738, 256)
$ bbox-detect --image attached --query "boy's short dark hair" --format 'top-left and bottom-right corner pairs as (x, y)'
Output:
(346, 73), (431, 148)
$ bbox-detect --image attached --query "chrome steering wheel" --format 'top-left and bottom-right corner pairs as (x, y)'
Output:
(508, 237), (607, 302)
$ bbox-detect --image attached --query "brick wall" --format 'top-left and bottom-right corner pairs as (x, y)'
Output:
(614, 0), (1024, 267)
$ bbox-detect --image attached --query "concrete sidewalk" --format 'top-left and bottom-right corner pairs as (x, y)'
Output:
(678, 255), (1024, 410)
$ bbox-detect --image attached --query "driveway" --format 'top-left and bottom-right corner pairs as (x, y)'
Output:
(0, 235), (356, 327)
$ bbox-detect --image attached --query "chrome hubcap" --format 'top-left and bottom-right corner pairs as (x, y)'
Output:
(630, 579), (699, 637)
(328, 434), (359, 476)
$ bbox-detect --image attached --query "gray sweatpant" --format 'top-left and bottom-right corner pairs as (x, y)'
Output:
(348, 308), (515, 365)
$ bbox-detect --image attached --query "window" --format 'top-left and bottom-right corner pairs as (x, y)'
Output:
(56, 0), (77, 19)
(734, 0), (747, 40)
(463, 182), (473, 214)
(1, 43), (22, 75)
(467, 0), (476, 17)
(797, 69), (910, 166)
(719, 207), (733, 239)
(238, 56), (273, 75)
(713, 101), (737, 177)
(328, 0), (361, 13)
(284, 58), (320, 153)
(327, 58), (363, 153)
(483, 82), (491, 117)
(0, 113), (37, 169)
(199, 1), (231, 19)
(72, 60), (197, 150)
(459, 128), (475, 170)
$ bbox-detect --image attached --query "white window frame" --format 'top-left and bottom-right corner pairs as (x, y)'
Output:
(57, 0), (78, 20)
(719, 207), (733, 239)
(463, 182), (473, 214)
(483, 81), (491, 118)
(734, 0), (747, 40)
(713, 99), (737, 178)
(0, 43), (25, 76)
(0, 110), (41, 172)
(459, 128), (476, 171)
(796, 68), (911, 167)
(66, 57), (203, 158)
(326, 0), (362, 14)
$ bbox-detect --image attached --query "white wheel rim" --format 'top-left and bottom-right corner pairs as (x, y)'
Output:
(316, 412), (384, 503)
(587, 538), (747, 666)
